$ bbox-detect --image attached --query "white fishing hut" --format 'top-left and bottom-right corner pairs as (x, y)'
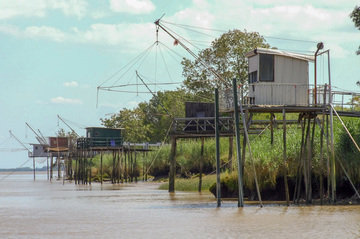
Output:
(245, 48), (316, 106)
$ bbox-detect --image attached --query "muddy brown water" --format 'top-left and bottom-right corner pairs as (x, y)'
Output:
(1, 172), (360, 238)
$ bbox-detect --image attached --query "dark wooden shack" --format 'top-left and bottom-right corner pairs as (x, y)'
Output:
(185, 102), (214, 118)
(82, 127), (123, 148)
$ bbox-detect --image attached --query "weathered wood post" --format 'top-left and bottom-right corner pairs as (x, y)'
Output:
(89, 150), (92, 185)
(282, 109), (290, 205)
(232, 80), (244, 207)
(124, 148), (127, 183)
(47, 157), (49, 181)
(198, 137), (204, 192)
(169, 136), (177, 192)
(270, 113), (275, 145)
(134, 147), (137, 183)
(50, 155), (53, 181)
(121, 148), (124, 183)
(118, 149), (121, 183)
(215, 88), (221, 207)
(33, 156), (36, 181)
(100, 149), (103, 185)
(112, 150), (116, 183)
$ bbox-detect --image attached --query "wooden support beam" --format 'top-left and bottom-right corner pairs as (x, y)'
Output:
(232, 80), (244, 207)
(50, 156), (53, 181)
(199, 137), (204, 192)
(100, 150), (103, 185)
(282, 109), (290, 206)
(270, 113), (274, 145)
(89, 150), (94, 185)
(215, 88), (221, 207)
(169, 136), (177, 192)
(319, 113), (324, 205)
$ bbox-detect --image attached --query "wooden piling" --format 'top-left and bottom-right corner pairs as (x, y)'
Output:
(282, 109), (290, 205)
(50, 156), (53, 181)
(33, 156), (36, 181)
(232, 79), (244, 208)
(169, 136), (177, 192)
(270, 113), (274, 145)
(121, 148), (124, 183)
(199, 137), (204, 192)
(100, 150), (103, 185)
(295, 118), (306, 204)
(215, 88), (221, 207)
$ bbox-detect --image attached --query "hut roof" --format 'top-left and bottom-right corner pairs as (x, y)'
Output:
(245, 47), (315, 63)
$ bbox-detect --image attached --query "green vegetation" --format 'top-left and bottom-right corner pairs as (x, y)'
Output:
(159, 174), (217, 191)
(85, 115), (360, 200)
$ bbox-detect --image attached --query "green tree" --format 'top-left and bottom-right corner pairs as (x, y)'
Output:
(101, 108), (152, 142)
(101, 89), (198, 143)
(139, 89), (197, 142)
(350, 5), (360, 55)
(181, 29), (271, 96)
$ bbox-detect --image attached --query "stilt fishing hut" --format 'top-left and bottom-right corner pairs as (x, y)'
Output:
(240, 46), (360, 205)
(48, 137), (69, 180)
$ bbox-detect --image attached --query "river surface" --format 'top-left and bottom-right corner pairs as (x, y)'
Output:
(1, 172), (360, 238)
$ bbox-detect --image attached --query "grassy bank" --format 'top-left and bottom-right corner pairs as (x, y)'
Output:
(84, 115), (360, 198)
(158, 174), (217, 191)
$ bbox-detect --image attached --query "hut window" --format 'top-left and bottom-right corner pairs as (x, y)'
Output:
(249, 71), (257, 83)
(94, 132), (100, 137)
(259, 54), (274, 82)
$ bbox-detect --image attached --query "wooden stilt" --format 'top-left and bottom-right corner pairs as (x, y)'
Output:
(111, 151), (116, 184)
(169, 136), (177, 192)
(33, 157), (36, 181)
(124, 149), (127, 183)
(304, 116), (311, 204)
(118, 149), (121, 183)
(47, 157), (49, 181)
(270, 113), (274, 145)
(232, 80), (244, 208)
(326, 114), (331, 198)
(215, 88), (221, 207)
(130, 151), (133, 182)
(100, 150), (103, 185)
(121, 148), (124, 183)
(89, 150), (92, 185)
(134, 149), (137, 183)
(307, 116), (316, 204)
(282, 109), (290, 205)
(319, 113), (325, 205)
(295, 118), (306, 204)
(50, 156), (53, 181)
(199, 137), (204, 192)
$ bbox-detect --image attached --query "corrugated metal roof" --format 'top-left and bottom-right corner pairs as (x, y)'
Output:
(245, 48), (315, 62)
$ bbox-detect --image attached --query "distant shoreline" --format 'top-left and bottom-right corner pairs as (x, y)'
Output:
(0, 166), (47, 172)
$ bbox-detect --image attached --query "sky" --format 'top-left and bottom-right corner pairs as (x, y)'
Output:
(0, 0), (360, 169)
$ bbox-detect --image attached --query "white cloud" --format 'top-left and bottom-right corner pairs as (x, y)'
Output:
(0, 0), (87, 20)
(110, 0), (155, 14)
(51, 97), (83, 104)
(24, 26), (68, 42)
(63, 81), (79, 87)
(72, 22), (155, 50)
(48, 0), (88, 18)
(0, 0), (47, 19)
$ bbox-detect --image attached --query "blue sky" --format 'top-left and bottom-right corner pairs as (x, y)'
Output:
(1, 0), (360, 168)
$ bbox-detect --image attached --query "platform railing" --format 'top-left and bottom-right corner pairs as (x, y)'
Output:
(220, 84), (360, 110)
(172, 117), (234, 135)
